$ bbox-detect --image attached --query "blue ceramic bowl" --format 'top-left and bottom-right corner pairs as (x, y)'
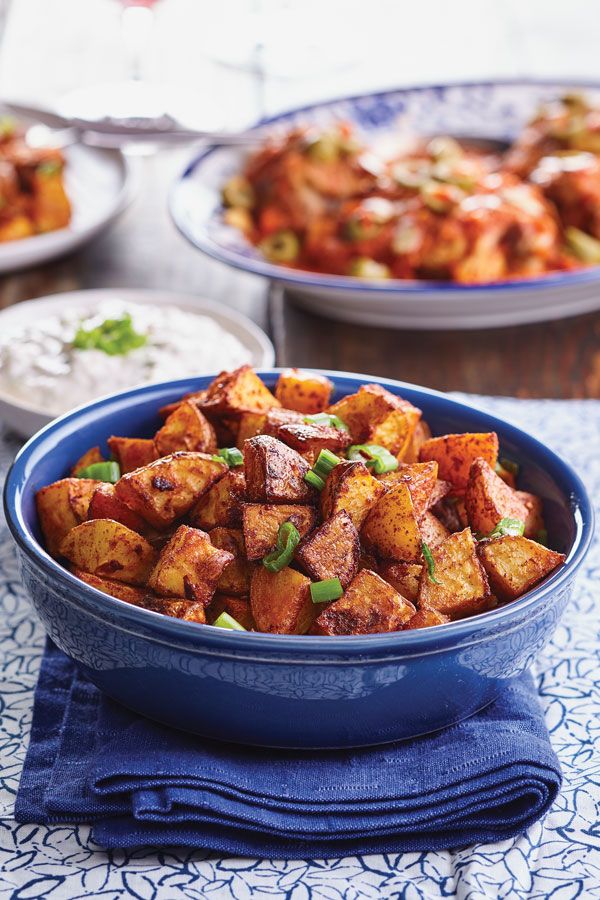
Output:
(4, 371), (594, 748)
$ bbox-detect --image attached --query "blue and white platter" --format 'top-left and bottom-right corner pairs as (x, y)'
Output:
(170, 80), (600, 330)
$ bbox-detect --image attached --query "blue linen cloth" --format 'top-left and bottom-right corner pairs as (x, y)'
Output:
(15, 639), (561, 856)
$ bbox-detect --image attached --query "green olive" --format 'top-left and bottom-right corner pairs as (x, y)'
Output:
(222, 176), (255, 209)
(259, 229), (300, 263)
(565, 226), (600, 263)
(348, 257), (390, 279)
(306, 133), (340, 163)
(343, 217), (381, 241)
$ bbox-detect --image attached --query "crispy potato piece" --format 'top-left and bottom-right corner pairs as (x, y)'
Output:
(405, 609), (450, 629)
(276, 423), (351, 456)
(237, 412), (267, 447)
(274, 369), (333, 413)
(295, 510), (360, 588)
(429, 478), (452, 509)
(378, 561), (422, 603)
(380, 461), (438, 519)
(465, 458), (529, 536)
(36, 478), (101, 557)
(108, 436), (158, 474)
(199, 365), (281, 417)
(144, 595), (207, 623)
(147, 525), (233, 604)
(71, 446), (104, 474)
(209, 527), (252, 596)
(515, 491), (546, 540)
(87, 483), (148, 534)
(60, 519), (157, 585)
(244, 435), (315, 503)
(321, 460), (385, 529)
(242, 503), (317, 560)
(236, 408), (304, 448)
(478, 535), (565, 601)
(328, 384), (421, 457)
(403, 419), (433, 464)
(72, 568), (146, 606)
(311, 569), (415, 636)
(189, 469), (246, 530)
(418, 528), (493, 620)
(154, 400), (217, 456)
(250, 567), (315, 634)
(419, 432), (499, 490)
(115, 452), (227, 528)
(208, 594), (255, 630)
(362, 482), (422, 561)
(419, 511), (451, 549)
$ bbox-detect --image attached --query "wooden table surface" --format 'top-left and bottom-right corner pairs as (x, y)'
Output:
(2, 149), (600, 401)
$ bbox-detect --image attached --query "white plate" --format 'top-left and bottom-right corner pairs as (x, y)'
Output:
(0, 288), (275, 438)
(0, 143), (134, 273)
(170, 79), (600, 330)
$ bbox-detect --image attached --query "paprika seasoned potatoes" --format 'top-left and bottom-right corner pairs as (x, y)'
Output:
(35, 366), (565, 634)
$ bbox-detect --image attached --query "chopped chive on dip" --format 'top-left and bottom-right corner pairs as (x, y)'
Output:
(489, 518), (525, 538)
(73, 313), (147, 357)
(75, 461), (120, 483)
(310, 577), (344, 604)
(422, 541), (442, 585)
(262, 521), (301, 573)
(213, 447), (243, 468)
(213, 612), (246, 631)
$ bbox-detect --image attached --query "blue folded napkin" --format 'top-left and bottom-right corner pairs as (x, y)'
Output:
(15, 640), (561, 856)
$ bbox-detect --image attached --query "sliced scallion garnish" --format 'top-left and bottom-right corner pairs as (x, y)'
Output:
(304, 469), (326, 491)
(422, 541), (442, 585)
(214, 447), (243, 468)
(303, 412), (349, 432)
(310, 577), (344, 604)
(262, 521), (301, 573)
(347, 443), (399, 475)
(75, 461), (121, 483)
(213, 612), (246, 631)
(489, 518), (525, 538)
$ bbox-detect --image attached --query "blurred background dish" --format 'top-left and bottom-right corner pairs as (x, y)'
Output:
(0, 288), (274, 437)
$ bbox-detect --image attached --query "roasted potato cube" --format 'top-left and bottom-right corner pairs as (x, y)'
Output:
(250, 566), (314, 634)
(114, 452), (227, 528)
(378, 561), (422, 603)
(209, 527), (252, 596)
(236, 408), (304, 448)
(237, 412), (267, 447)
(199, 365), (281, 417)
(72, 568), (146, 606)
(362, 482), (422, 561)
(36, 478), (101, 557)
(295, 511), (360, 588)
(380, 461), (438, 519)
(405, 609), (450, 629)
(320, 460), (385, 529)
(31, 168), (71, 232)
(419, 432), (499, 490)
(419, 511), (451, 549)
(154, 400), (217, 456)
(241, 503), (317, 560)
(274, 368), (333, 413)
(311, 569), (415, 636)
(418, 528), (493, 620)
(403, 419), (433, 464)
(144, 595), (207, 623)
(87, 483), (148, 534)
(465, 457), (529, 536)
(147, 525), (233, 604)
(328, 384), (421, 457)
(189, 469), (246, 530)
(108, 436), (158, 474)
(59, 519), (157, 585)
(244, 435), (315, 503)
(515, 491), (546, 540)
(478, 535), (565, 601)
(276, 423), (351, 456)
(208, 594), (255, 630)
(71, 446), (104, 474)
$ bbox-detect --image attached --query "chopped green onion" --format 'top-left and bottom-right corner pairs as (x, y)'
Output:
(536, 528), (549, 546)
(310, 577), (344, 604)
(303, 412), (349, 432)
(497, 457), (520, 477)
(73, 313), (147, 357)
(422, 541), (442, 585)
(213, 612), (246, 631)
(262, 521), (301, 573)
(312, 449), (341, 480)
(304, 470), (326, 491)
(214, 447), (243, 468)
(347, 443), (399, 475)
(37, 160), (63, 177)
(75, 461), (120, 483)
(489, 518), (525, 538)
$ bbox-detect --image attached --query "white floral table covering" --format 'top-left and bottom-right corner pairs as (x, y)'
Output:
(0, 396), (599, 899)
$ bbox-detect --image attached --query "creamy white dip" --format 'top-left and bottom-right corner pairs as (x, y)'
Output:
(0, 300), (252, 416)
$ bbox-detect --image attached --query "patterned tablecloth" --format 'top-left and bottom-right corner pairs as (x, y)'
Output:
(0, 396), (598, 900)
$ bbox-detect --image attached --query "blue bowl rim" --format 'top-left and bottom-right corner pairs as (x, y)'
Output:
(169, 76), (600, 295)
(3, 368), (595, 655)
